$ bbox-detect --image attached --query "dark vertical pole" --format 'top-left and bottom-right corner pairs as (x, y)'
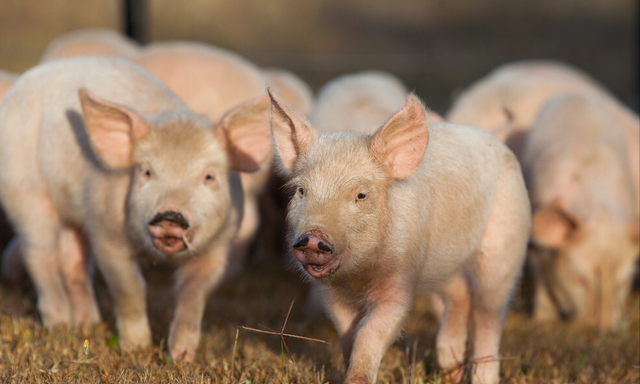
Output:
(123, 0), (148, 44)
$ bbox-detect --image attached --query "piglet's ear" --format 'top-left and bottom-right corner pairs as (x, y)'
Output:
(371, 93), (430, 179)
(268, 88), (317, 174)
(532, 199), (581, 248)
(217, 94), (272, 173)
(79, 88), (150, 169)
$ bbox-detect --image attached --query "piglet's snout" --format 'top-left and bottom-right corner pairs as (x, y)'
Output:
(148, 210), (191, 254)
(292, 233), (334, 266)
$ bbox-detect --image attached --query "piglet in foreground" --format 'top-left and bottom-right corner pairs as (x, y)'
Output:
(132, 41), (274, 278)
(0, 57), (271, 361)
(269, 91), (530, 384)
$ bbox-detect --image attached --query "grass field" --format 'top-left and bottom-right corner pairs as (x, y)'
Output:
(0, 261), (638, 383)
(0, 3), (638, 382)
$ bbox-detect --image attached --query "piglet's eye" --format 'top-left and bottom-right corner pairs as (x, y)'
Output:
(356, 193), (367, 201)
(144, 170), (152, 178)
(298, 187), (304, 196)
(205, 174), (215, 181)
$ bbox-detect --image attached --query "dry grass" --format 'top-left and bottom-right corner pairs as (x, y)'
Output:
(0, 262), (638, 384)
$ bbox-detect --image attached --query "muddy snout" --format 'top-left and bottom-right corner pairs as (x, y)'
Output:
(148, 210), (192, 255)
(292, 232), (340, 279)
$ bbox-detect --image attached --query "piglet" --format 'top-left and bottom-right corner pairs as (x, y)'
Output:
(303, 71), (442, 319)
(269, 90), (530, 384)
(523, 93), (639, 329)
(132, 41), (274, 278)
(0, 56), (271, 361)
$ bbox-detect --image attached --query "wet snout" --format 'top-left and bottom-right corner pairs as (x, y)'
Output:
(148, 210), (192, 255)
(292, 230), (340, 279)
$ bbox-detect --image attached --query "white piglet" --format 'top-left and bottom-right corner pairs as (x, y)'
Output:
(269, 90), (530, 384)
(0, 57), (271, 361)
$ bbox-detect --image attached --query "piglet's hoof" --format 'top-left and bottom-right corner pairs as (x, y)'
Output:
(446, 365), (465, 384)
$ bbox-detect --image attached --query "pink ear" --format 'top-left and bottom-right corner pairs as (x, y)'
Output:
(218, 94), (272, 173)
(268, 88), (317, 174)
(532, 200), (580, 248)
(370, 93), (430, 179)
(79, 88), (149, 169)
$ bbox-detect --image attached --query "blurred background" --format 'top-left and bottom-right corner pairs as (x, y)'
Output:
(0, 0), (637, 114)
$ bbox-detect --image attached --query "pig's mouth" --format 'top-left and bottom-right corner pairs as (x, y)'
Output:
(302, 257), (341, 279)
(292, 232), (341, 279)
(150, 233), (191, 255)
(148, 211), (192, 255)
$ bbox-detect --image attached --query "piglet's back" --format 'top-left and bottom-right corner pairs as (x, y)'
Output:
(0, 57), (197, 222)
(4, 56), (188, 122)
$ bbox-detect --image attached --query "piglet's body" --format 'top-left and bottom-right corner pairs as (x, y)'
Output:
(270, 91), (530, 384)
(0, 57), (270, 361)
(40, 28), (140, 63)
(310, 70), (411, 134)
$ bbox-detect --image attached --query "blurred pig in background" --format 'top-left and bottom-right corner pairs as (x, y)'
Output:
(311, 70), (411, 133)
(39, 28), (140, 62)
(263, 68), (314, 117)
(447, 60), (610, 159)
(446, 61), (639, 203)
(522, 93), (639, 329)
(447, 60), (640, 329)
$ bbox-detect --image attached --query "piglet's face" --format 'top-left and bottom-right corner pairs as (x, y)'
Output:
(269, 89), (430, 281)
(129, 120), (234, 258)
(79, 89), (272, 260)
(286, 134), (391, 280)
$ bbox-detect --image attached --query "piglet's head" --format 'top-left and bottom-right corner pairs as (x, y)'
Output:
(530, 199), (640, 330)
(79, 89), (271, 259)
(269, 89), (430, 281)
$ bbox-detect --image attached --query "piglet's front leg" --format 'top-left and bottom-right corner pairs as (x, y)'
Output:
(93, 237), (151, 350)
(168, 248), (228, 362)
(338, 280), (414, 384)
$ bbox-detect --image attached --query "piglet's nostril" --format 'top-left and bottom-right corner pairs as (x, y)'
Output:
(293, 236), (309, 248)
(318, 241), (333, 254)
(149, 211), (190, 229)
